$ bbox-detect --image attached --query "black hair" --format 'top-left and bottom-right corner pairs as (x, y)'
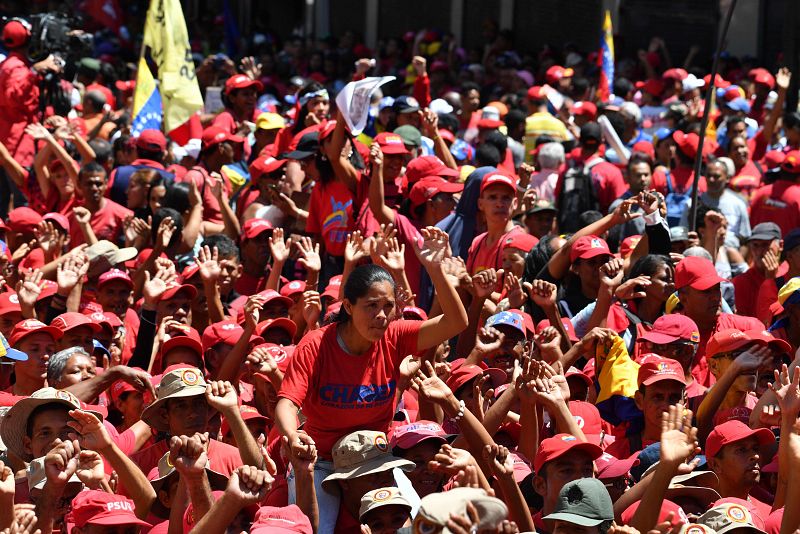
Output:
(604, 112), (626, 139)
(201, 234), (240, 261)
(578, 210), (603, 229)
(726, 115), (746, 130)
(504, 109), (526, 131)
(571, 76), (590, 98)
(523, 235), (560, 284)
(437, 112), (459, 133)
(626, 151), (654, 173)
(693, 203), (714, 231)
(292, 81), (326, 135)
(88, 139), (112, 167)
(152, 207), (183, 249)
(26, 403), (70, 438)
(784, 111), (800, 131)
(460, 81), (480, 95)
(613, 77), (634, 98)
(164, 182), (191, 215)
(79, 161), (107, 180)
(335, 264), (396, 324)
(484, 131), (508, 154)
(628, 254), (672, 280)
(315, 149), (336, 185)
(475, 144), (501, 167)
(137, 147), (165, 164)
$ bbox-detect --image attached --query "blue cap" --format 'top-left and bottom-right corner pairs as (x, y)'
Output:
(485, 311), (526, 336)
(92, 339), (110, 357)
(450, 139), (474, 161)
(0, 332), (26, 361)
(727, 97), (751, 113)
(379, 96), (395, 110)
(653, 127), (673, 144)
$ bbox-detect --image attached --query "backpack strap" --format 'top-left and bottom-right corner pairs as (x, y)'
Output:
(664, 170), (674, 194)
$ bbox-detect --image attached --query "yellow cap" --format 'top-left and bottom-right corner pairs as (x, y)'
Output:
(459, 165), (476, 183)
(256, 112), (285, 131)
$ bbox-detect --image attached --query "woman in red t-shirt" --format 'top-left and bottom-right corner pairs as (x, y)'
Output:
(275, 228), (468, 531)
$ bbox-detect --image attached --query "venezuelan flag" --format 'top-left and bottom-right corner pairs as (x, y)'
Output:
(131, 57), (162, 137)
(596, 10), (614, 103)
(594, 334), (641, 425)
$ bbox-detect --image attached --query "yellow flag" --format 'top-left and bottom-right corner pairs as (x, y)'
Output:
(142, 0), (203, 133)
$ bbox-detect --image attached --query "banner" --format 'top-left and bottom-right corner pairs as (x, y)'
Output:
(597, 10), (614, 102)
(131, 57), (162, 136)
(142, 0), (204, 134)
(335, 76), (395, 136)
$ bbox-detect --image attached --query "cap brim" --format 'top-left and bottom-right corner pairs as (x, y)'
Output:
(87, 514), (152, 528)
(664, 485), (720, 506)
(637, 331), (681, 344)
(321, 457), (415, 491)
(111, 247), (139, 265)
(392, 433), (449, 451)
(3, 348), (27, 361)
(281, 150), (315, 160)
(640, 375), (686, 387)
(141, 387), (207, 432)
(687, 274), (725, 290)
(381, 145), (410, 155)
(577, 249), (612, 261)
(597, 457), (639, 479)
(542, 512), (604, 527)
(747, 232), (780, 242)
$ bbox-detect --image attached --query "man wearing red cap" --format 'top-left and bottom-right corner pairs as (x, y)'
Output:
(638, 314), (705, 399)
(674, 256), (762, 387)
(235, 219), (274, 295)
(69, 162), (133, 246)
(605, 356), (686, 458)
(466, 172), (524, 274)
(67, 489), (151, 533)
(178, 126), (244, 227)
(705, 420), (775, 519)
(750, 150), (800, 237)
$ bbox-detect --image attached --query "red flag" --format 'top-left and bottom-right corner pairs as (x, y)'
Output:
(82, 0), (124, 37)
(168, 113), (202, 146)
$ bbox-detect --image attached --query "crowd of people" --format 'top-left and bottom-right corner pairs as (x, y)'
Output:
(2, 11), (800, 534)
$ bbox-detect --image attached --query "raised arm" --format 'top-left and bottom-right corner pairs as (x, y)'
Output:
(367, 142), (396, 225)
(327, 111), (361, 194)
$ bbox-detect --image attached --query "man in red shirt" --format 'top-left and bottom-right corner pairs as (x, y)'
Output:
(69, 162), (132, 246)
(732, 223), (782, 318)
(466, 172), (523, 274)
(674, 256), (763, 387)
(638, 315), (705, 399)
(706, 420), (775, 520)
(750, 150), (800, 237)
(235, 219), (274, 296)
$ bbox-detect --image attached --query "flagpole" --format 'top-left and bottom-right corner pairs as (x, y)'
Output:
(687, 0), (738, 230)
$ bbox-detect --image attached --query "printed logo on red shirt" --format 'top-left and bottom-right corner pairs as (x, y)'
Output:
(319, 380), (396, 409)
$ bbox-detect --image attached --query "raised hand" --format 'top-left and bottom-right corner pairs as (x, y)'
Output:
(769, 364), (800, 420)
(226, 465), (273, 505)
(441, 256), (469, 288)
(295, 236), (321, 273)
(375, 237), (405, 272)
(56, 254), (88, 294)
(474, 326), (504, 356)
(143, 261), (178, 306)
(240, 56), (263, 80)
(67, 410), (112, 452)
(245, 346), (279, 377)
(732, 345), (775, 375)
(302, 290), (321, 327)
(660, 404), (698, 466)
(0, 461), (14, 498)
(154, 216), (176, 252)
(285, 430), (317, 464)
(8, 505), (40, 534)
(205, 380), (239, 414)
(412, 360), (456, 405)
(243, 293), (268, 331)
(776, 67), (792, 90)
(371, 223), (398, 262)
(344, 230), (368, 265)
(281, 433), (318, 475)
(529, 279), (557, 309)
(471, 268), (500, 299)
(428, 444), (474, 476)
(369, 142), (383, 170)
(269, 228), (292, 264)
(169, 433), (209, 477)
(195, 245), (222, 283)
(44, 439), (80, 488)
(534, 326), (563, 364)
(421, 108), (439, 138)
(611, 198), (642, 225)
(33, 221), (58, 258)
(599, 258), (625, 289)
(74, 449), (105, 488)
(15, 269), (43, 310)
(413, 226), (451, 269)
(483, 443), (514, 479)
(615, 275), (651, 300)
(762, 248), (781, 280)
(72, 206), (92, 227)
(24, 123), (51, 141)
(504, 272), (526, 309)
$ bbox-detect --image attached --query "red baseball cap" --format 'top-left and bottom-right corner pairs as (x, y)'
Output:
(251, 505), (313, 534)
(38, 280), (58, 301)
(389, 420), (452, 450)
(567, 400), (605, 440)
(619, 235), (642, 259)
(639, 314), (700, 345)
(201, 126), (245, 151)
(705, 420), (774, 459)
(221, 405), (268, 437)
(180, 263), (201, 283)
(744, 329), (792, 355)
(160, 326), (203, 357)
(571, 101), (598, 120)
(86, 312), (122, 335)
(637, 78), (665, 97)
(375, 132), (409, 155)
(242, 219), (274, 240)
(621, 499), (687, 529)
(159, 283), (198, 302)
(224, 74), (263, 95)
(706, 329), (754, 356)
(536, 317), (579, 342)
(672, 131), (713, 160)
(256, 318), (297, 339)
(256, 289), (293, 308)
(781, 150), (800, 174)
(662, 68), (689, 82)
(405, 156), (460, 186)
(7, 207), (43, 234)
(98, 269), (133, 289)
(703, 73), (731, 88)
(402, 306), (428, 321)
(527, 85), (547, 101)
(408, 177), (463, 208)
(637, 356), (686, 386)
(445, 364), (506, 394)
(545, 65), (574, 84)
(749, 68), (775, 89)
(595, 452), (640, 480)
(322, 275), (342, 301)
(250, 156), (286, 183)
(9, 318), (61, 347)
(0, 292), (21, 316)
(503, 232), (539, 254)
(565, 366), (592, 388)
(480, 172), (517, 194)
(136, 129), (167, 152)
(2, 20), (30, 48)
(202, 320), (244, 350)
(66, 490), (151, 529)
(533, 433), (602, 473)
(51, 312), (102, 334)
(280, 280), (306, 299)
(569, 235), (611, 262)
(43, 212), (70, 233)
(674, 256), (725, 290)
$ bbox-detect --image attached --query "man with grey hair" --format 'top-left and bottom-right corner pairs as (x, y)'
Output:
(619, 101), (653, 147)
(528, 142), (565, 203)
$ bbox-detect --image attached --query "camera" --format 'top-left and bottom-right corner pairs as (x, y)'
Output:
(26, 13), (94, 64)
